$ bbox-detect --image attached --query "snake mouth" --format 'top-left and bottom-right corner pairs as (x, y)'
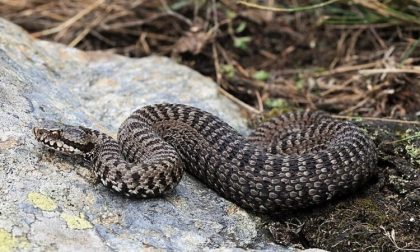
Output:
(33, 127), (84, 155)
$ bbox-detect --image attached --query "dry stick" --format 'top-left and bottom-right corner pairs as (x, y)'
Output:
(328, 23), (397, 30)
(237, 0), (340, 12)
(211, 0), (222, 84)
(0, 0), (25, 7)
(212, 44), (222, 84)
(138, 33), (151, 54)
(90, 30), (116, 46)
(320, 77), (356, 96)
(380, 227), (420, 252)
(69, 14), (105, 47)
(340, 98), (370, 115)
(218, 87), (261, 114)
(101, 13), (167, 30)
(369, 27), (387, 49)
(353, 0), (420, 26)
(18, 2), (60, 19)
(32, 0), (105, 38)
(255, 91), (264, 112)
(225, 1), (417, 125)
(346, 29), (365, 63)
(159, 0), (192, 26)
(329, 31), (348, 69)
(390, 132), (420, 144)
(220, 90), (419, 126)
(211, 0), (219, 28)
(315, 62), (379, 77)
(332, 115), (420, 126)
(359, 68), (420, 75)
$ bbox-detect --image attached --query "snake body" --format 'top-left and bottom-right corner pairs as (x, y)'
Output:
(33, 104), (377, 213)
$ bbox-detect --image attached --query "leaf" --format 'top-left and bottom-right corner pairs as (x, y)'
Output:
(221, 64), (235, 79)
(235, 21), (247, 33)
(233, 36), (252, 50)
(174, 31), (210, 54)
(225, 9), (237, 19)
(253, 70), (269, 81)
(264, 98), (288, 109)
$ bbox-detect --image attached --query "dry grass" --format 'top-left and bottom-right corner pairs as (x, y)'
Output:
(1, 0), (419, 119)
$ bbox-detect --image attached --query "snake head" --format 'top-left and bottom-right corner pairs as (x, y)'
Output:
(33, 121), (96, 157)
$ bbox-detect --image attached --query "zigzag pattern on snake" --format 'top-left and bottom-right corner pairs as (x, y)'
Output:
(33, 103), (377, 213)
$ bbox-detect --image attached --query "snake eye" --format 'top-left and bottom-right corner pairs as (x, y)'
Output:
(50, 131), (60, 138)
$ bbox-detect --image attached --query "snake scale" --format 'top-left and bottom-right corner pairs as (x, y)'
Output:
(33, 103), (377, 213)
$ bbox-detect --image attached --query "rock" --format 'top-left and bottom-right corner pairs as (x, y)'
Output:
(0, 18), (292, 251)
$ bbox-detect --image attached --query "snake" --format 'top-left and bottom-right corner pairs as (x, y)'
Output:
(33, 103), (377, 213)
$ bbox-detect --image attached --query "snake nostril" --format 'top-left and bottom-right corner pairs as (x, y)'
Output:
(33, 128), (42, 140)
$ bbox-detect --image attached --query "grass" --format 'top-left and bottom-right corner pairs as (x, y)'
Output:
(239, 0), (420, 25)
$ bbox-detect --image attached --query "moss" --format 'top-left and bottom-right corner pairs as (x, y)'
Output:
(399, 128), (418, 140)
(60, 213), (93, 230)
(405, 144), (420, 165)
(350, 198), (396, 225)
(394, 128), (420, 166)
(389, 175), (410, 194)
(27, 192), (57, 212)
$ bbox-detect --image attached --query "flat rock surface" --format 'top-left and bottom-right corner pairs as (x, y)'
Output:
(0, 18), (291, 251)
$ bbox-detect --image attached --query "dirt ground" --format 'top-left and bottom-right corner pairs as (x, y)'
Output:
(1, 0), (419, 250)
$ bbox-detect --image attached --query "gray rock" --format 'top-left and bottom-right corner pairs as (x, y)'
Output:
(0, 18), (292, 251)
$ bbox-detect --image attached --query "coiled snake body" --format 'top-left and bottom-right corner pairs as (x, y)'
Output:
(33, 104), (377, 213)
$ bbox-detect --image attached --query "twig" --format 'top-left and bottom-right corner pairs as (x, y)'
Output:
(340, 98), (370, 115)
(211, 0), (222, 84)
(327, 23), (398, 29)
(255, 91), (264, 113)
(211, 0), (218, 28)
(69, 14), (105, 47)
(401, 38), (420, 62)
(138, 33), (151, 54)
(99, 13), (168, 31)
(218, 87), (260, 115)
(369, 26), (387, 49)
(212, 43), (222, 84)
(359, 67), (420, 75)
(332, 115), (420, 126)
(315, 62), (379, 77)
(353, 0), (420, 25)
(237, 0), (341, 12)
(0, 0), (25, 7)
(90, 30), (116, 46)
(159, 0), (192, 26)
(380, 226), (420, 251)
(32, 0), (105, 37)
(387, 132), (420, 144)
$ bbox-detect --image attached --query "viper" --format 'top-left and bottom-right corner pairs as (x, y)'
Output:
(33, 103), (377, 213)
